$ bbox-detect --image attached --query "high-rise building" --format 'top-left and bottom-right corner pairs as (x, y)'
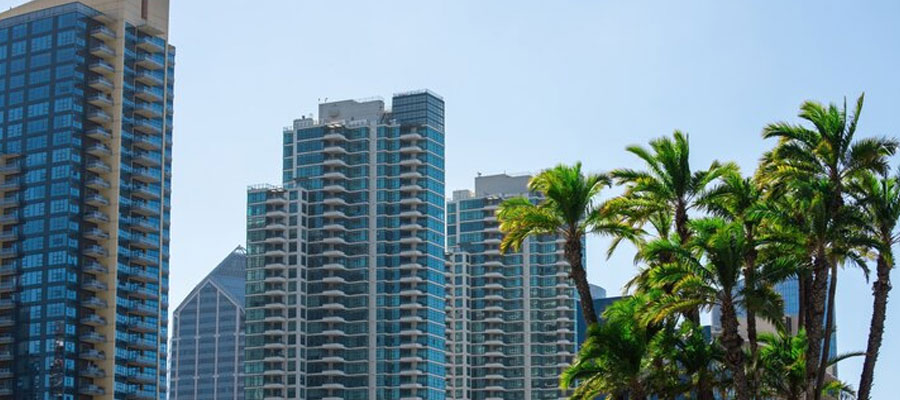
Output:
(243, 183), (306, 400)
(0, 0), (173, 398)
(245, 91), (447, 400)
(445, 174), (576, 400)
(574, 284), (615, 345)
(170, 247), (247, 400)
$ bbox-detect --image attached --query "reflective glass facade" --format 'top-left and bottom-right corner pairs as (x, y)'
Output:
(170, 248), (246, 400)
(0, 1), (173, 399)
(445, 176), (576, 400)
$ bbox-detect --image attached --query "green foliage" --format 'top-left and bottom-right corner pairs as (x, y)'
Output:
(555, 94), (898, 400)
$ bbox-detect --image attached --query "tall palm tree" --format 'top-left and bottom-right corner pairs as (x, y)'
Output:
(760, 94), (897, 399)
(497, 162), (638, 326)
(849, 171), (900, 400)
(698, 169), (766, 356)
(561, 296), (653, 400)
(641, 218), (779, 400)
(610, 131), (734, 323)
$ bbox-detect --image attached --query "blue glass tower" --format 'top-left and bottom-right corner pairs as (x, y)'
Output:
(0, 1), (173, 399)
(246, 90), (446, 400)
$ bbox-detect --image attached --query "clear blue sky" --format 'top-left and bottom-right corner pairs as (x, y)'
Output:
(5, 0), (899, 395)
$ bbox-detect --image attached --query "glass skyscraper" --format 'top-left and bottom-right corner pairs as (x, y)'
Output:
(445, 174), (577, 400)
(246, 90), (446, 400)
(0, 0), (173, 398)
(170, 247), (247, 400)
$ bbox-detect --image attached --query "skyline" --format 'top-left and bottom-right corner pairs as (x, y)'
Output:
(0, 0), (895, 397)
(169, 2), (898, 398)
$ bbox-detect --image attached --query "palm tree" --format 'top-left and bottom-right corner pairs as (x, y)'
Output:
(647, 319), (724, 399)
(640, 218), (785, 400)
(561, 296), (653, 400)
(849, 171), (900, 400)
(610, 131), (734, 323)
(497, 162), (638, 326)
(610, 131), (733, 243)
(698, 169), (766, 356)
(760, 94), (897, 399)
(757, 330), (863, 400)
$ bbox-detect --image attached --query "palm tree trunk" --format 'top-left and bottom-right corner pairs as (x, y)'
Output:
(858, 251), (893, 400)
(744, 240), (761, 398)
(629, 384), (646, 400)
(721, 296), (752, 400)
(805, 255), (829, 400)
(674, 201), (702, 324)
(566, 236), (599, 326)
(798, 270), (810, 331)
(814, 263), (838, 400)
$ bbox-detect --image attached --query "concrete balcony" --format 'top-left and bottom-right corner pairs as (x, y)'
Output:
(86, 175), (111, 190)
(320, 250), (346, 258)
(322, 223), (347, 232)
(88, 93), (113, 107)
(322, 132), (347, 142)
(399, 145), (425, 154)
(322, 171), (348, 180)
(80, 366), (106, 378)
(321, 210), (347, 219)
(83, 246), (108, 258)
(323, 146), (349, 155)
(80, 349), (106, 361)
(82, 297), (108, 310)
(137, 36), (165, 53)
(265, 209), (288, 218)
(85, 228), (109, 241)
(319, 316), (347, 325)
(90, 25), (116, 40)
(321, 276), (347, 285)
(323, 184), (348, 193)
(85, 211), (110, 223)
(82, 278), (108, 292)
(88, 76), (114, 91)
(81, 314), (107, 327)
(323, 159), (348, 168)
(400, 171), (423, 179)
(86, 126), (112, 140)
(321, 237), (347, 245)
(79, 384), (106, 396)
(89, 60), (115, 75)
(399, 210), (424, 218)
(400, 223), (421, 231)
(86, 143), (112, 157)
(89, 42), (115, 59)
(399, 132), (423, 141)
(136, 53), (164, 70)
(399, 263), (424, 271)
(399, 158), (423, 167)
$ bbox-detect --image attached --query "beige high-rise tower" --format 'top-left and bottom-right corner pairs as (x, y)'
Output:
(0, 1), (174, 399)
